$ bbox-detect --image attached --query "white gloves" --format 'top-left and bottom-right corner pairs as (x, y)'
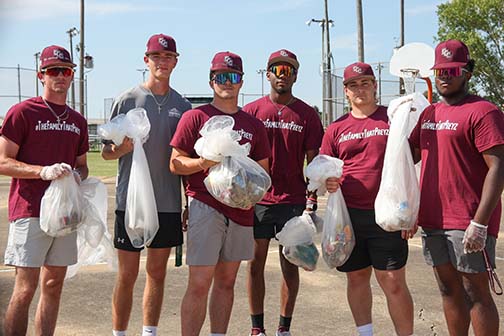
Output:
(462, 220), (487, 254)
(39, 163), (72, 181)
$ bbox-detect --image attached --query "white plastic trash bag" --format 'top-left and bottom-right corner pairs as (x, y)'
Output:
(195, 116), (271, 209)
(276, 214), (319, 271)
(67, 178), (116, 279)
(374, 92), (428, 232)
(99, 108), (159, 248)
(305, 155), (355, 268)
(40, 174), (85, 237)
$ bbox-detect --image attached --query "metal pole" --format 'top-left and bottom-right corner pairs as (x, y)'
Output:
(324, 0), (333, 123)
(17, 64), (21, 103)
(67, 28), (77, 109)
(377, 62), (383, 104)
(399, 0), (405, 94)
(321, 23), (326, 127)
(356, 0), (364, 62)
(34, 52), (40, 96)
(257, 69), (266, 96)
(79, 0), (85, 116)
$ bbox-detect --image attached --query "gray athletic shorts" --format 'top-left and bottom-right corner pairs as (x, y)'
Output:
(4, 217), (77, 267)
(186, 197), (254, 266)
(422, 228), (496, 273)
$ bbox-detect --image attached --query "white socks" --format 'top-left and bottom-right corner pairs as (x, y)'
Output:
(357, 323), (373, 336)
(112, 331), (126, 336)
(209, 333), (226, 336)
(143, 326), (157, 336)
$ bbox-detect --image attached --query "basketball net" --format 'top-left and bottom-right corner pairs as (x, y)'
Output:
(400, 69), (420, 95)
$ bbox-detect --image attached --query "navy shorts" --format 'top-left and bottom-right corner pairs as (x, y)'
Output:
(114, 210), (183, 251)
(253, 204), (305, 240)
(337, 208), (408, 272)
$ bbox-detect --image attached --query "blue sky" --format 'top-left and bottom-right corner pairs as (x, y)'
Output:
(0, 0), (446, 120)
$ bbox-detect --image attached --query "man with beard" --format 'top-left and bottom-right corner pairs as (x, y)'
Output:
(242, 49), (324, 336)
(409, 39), (504, 335)
(102, 34), (192, 336)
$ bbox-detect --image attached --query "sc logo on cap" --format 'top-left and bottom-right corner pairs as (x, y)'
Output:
(158, 37), (169, 48)
(441, 48), (453, 59)
(54, 49), (65, 60)
(280, 50), (289, 57)
(352, 66), (363, 74)
(224, 56), (233, 66)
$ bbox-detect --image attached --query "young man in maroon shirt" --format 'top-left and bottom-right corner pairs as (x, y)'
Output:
(242, 49), (323, 336)
(409, 39), (504, 335)
(321, 62), (415, 336)
(170, 51), (271, 336)
(0, 45), (89, 336)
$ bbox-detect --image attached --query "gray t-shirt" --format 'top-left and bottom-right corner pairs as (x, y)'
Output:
(110, 85), (192, 212)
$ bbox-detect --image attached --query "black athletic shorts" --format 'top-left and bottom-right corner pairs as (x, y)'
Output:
(114, 210), (183, 251)
(337, 207), (408, 272)
(253, 204), (305, 240)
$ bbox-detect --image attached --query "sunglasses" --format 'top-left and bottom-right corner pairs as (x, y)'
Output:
(212, 72), (242, 85)
(42, 67), (74, 77)
(434, 67), (467, 78)
(269, 64), (297, 78)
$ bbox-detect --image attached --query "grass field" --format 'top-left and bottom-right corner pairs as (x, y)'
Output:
(88, 151), (117, 178)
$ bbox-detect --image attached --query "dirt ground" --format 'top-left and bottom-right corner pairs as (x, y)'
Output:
(0, 176), (502, 335)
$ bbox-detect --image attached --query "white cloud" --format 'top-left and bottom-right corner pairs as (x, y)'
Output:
(0, 0), (161, 20)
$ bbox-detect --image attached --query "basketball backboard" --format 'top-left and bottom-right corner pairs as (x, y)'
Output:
(389, 42), (434, 78)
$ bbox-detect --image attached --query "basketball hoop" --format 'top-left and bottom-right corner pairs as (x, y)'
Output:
(390, 43), (435, 103)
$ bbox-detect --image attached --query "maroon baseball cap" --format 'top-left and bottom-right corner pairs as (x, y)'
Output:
(431, 39), (470, 69)
(210, 51), (243, 74)
(343, 62), (375, 85)
(39, 45), (76, 69)
(145, 34), (179, 56)
(267, 49), (299, 70)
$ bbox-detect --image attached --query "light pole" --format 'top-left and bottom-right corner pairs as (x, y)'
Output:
(307, 17), (334, 126)
(66, 27), (78, 109)
(79, 0), (85, 116)
(136, 68), (149, 82)
(34, 52), (40, 96)
(257, 69), (266, 96)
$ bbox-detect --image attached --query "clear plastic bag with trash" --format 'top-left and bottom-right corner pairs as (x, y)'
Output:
(66, 177), (117, 279)
(305, 155), (355, 268)
(40, 174), (86, 237)
(195, 115), (271, 210)
(98, 108), (159, 248)
(374, 92), (428, 231)
(276, 214), (319, 271)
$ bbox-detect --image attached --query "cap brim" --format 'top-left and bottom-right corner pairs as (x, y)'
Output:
(343, 75), (375, 85)
(267, 56), (299, 70)
(41, 62), (77, 69)
(145, 51), (180, 57)
(431, 61), (467, 70)
(210, 67), (243, 75)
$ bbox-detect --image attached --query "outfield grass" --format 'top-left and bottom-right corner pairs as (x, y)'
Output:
(88, 151), (117, 178)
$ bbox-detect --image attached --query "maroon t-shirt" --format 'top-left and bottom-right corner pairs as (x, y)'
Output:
(170, 104), (271, 226)
(409, 95), (504, 237)
(1, 97), (89, 221)
(320, 106), (389, 209)
(243, 96), (324, 205)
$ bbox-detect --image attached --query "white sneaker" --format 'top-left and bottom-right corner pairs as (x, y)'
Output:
(275, 330), (291, 336)
(250, 328), (266, 336)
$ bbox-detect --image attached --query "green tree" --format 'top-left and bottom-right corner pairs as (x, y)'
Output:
(437, 0), (504, 107)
